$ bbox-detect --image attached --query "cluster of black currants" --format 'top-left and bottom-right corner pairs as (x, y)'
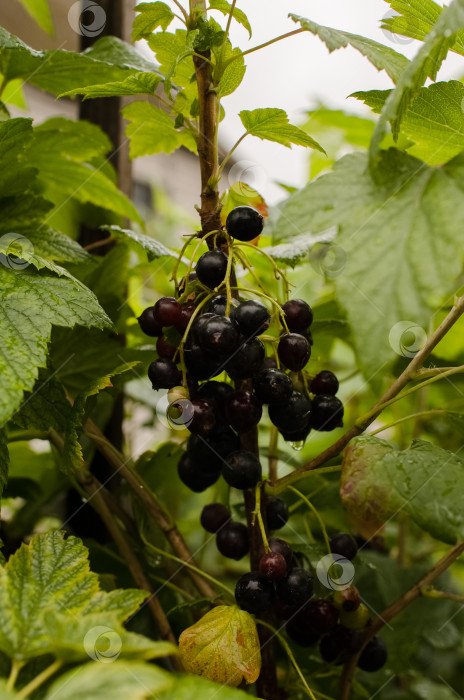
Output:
(230, 530), (387, 673)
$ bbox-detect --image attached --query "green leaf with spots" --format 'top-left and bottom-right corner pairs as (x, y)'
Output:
(239, 108), (325, 152)
(0, 267), (112, 427)
(208, 0), (252, 37)
(132, 2), (175, 41)
(122, 102), (197, 157)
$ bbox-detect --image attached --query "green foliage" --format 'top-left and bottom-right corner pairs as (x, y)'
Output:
(208, 1), (252, 38)
(132, 2), (175, 42)
(61, 73), (162, 100)
(14, 0), (53, 34)
(123, 102), (197, 157)
(0, 433), (8, 504)
(239, 108), (325, 152)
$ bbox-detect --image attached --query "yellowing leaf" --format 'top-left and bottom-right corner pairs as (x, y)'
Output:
(179, 605), (261, 687)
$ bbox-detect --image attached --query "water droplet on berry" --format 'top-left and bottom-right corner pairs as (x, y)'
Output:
(291, 440), (305, 451)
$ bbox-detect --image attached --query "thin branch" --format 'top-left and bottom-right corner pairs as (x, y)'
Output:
(223, 28), (306, 67)
(16, 660), (62, 700)
(173, 0), (189, 21)
(339, 542), (464, 700)
(274, 294), (464, 491)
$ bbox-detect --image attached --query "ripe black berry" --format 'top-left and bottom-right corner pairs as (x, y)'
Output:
(253, 369), (293, 405)
(153, 297), (181, 327)
(330, 533), (358, 561)
(196, 380), (234, 414)
(358, 637), (388, 672)
(266, 497), (289, 530)
(174, 303), (196, 333)
(276, 567), (314, 606)
(200, 503), (231, 533)
(196, 249), (228, 288)
(138, 307), (163, 337)
(225, 337), (265, 380)
(222, 450), (262, 490)
(177, 453), (219, 492)
(216, 521), (249, 560)
(311, 395), (344, 431)
(259, 552), (287, 580)
(280, 423), (312, 443)
(310, 370), (339, 396)
(263, 356), (278, 370)
(156, 335), (177, 360)
(191, 312), (217, 343)
(206, 295), (239, 316)
(183, 341), (224, 381)
(235, 571), (274, 614)
(278, 333), (311, 371)
(199, 315), (240, 355)
(231, 300), (270, 337)
(148, 358), (182, 390)
(269, 538), (293, 567)
(268, 391), (312, 433)
(281, 299), (313, 332)
(188, 427), (241, 474)
(319, 625), (363, 664)
(225, 391), (262, 433)
(301, 599), (339, 635)
(186, 398), (216, 434)
(286, 618), (320, 647)
(226, 206), (264, 242)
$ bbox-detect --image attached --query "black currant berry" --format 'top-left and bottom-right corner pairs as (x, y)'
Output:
(183, 342), (224, 381)
(269, 538), (293, 567)
(225, 391), (262, 433)
(138, 307), (163, 337)
(191, 312), (217, 343)
(235, 571), (274, 614)
(216, 521), (249, 560)
(188, 427), (241, 474)
(231, 300), (270, 338)
(286, 618), (320, 647)
(259, 552), (287, 580)
(222, 450), (262, 490)
(148, 358), (182, 390)
(310, 370), (339, 396)
(199, 315), (240, 355)
(156, 335), (177, 360)
(153, 297), (181, 327)
(225, 337), (265, 380)
(276, 568), (314, 606)
(206, 295), (239, 316)
(319, 625), (364, 664)
(280, 423), (312, 443)
(200, 503), (231, 533)
(266, 497), (289, 530)
(174, 303), (196, 333)
(358, 637), (388, 672)
(177, 453), (219, 492)
(196, 250), (228, 288)
(253, 369), (293, 405)
(186, 398), (216, 434)
(263, 356), (278, 370)
(196, 380), (234, 415)
(268, 390), (312, 433)
(281, 299), (313, 332)
(278, 333), (311, 371)
(301, 599), (339, 635)
(330, 533), (358, 561)
(311, 395), (344, 431)
(226, 206), (264, 242)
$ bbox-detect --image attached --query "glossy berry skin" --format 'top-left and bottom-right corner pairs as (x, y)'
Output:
(286, 618), (320, 647)
(196, 380), (234, 414)
(225, 391), (262, 433)
(330, 533), (358, 561)
(312, 395), (344, 431)
(226, 206), (264, 242)
(225, 337), (265, 380)
(196, 249), (228, 288)
(222, 450), (262, 490)
(253, 369), (293, 405)
(177, 453), (219, 492)
(276, 568), (314, 606)
(175, 303), (196, 333)
(269, 391), (312, 433)
(148, 358), (182, 390)
(268, 538), (293, 567)
(191, 312), (216, 343)
(198, 316), (240, 355)
(319, 625), (364, 664)
(200, 503), (231, 533)
(310, 370), (339, 396)
(138, 307), (163, 337)
(358, 637), (388, 672)
(266, 497), (289, 530)
(280, 423), (312, 443)
(216, 521), (249, 560)
(281, 299), (313, 332)
(156, 335), (177, 360)
(339, 603), (370, 631)
(153, 297), (181, 327)
(259, 552), (287, 580)
(206, 295), (239, 316)
(231, 300), (270, 338)
(278, 333), (311, 371)
(235, 572), (274, 614)
(183, 342), (223, 381)
(186, 399), (216, 435)
(301, 599), (339, 635)
(188, 427), (241, 474)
